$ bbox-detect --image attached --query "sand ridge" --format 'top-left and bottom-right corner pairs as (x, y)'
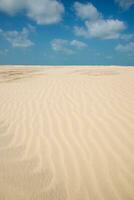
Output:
(0, 66), (134, 200)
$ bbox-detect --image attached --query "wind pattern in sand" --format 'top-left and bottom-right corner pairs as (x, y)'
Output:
(0, 67), (134, 200)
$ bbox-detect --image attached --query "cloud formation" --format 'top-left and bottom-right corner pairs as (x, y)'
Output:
(120, 33), (134, 40)
(116, 42), (134, 55)
(51, 39), (87, 54)
(0, 0), (24, 15)
(74, 2), (101, 21)
(74, 2), (126, 39)
(0, 0), (64, 25)
(115, 0), (134, 10)
(0, 27), (34, 48)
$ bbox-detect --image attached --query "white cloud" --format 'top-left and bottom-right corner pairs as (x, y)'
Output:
(0, 0), (64, 25)
(74, 2), (126, 39)
(27, 0), (64, 25)
(115, 0), (134, 10)
(120, 33), (134, 40)
(74, 19), (126, 39)
(70, 40), (87, 49)
(51, 39), (73, 54)
(74, 26), (88, 37)
(74, 2), (101, 20)
(0, 0), (25, 15)
(116, 42), (134, 55)
(51, 38), (87, 54)
(0, 27), (34, 48)
(87, 19), (125, 39)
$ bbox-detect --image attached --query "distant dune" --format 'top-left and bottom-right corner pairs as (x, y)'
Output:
(0, 66), (134, 200)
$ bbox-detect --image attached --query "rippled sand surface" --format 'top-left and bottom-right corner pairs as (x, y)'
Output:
(0, 66), (134, 200)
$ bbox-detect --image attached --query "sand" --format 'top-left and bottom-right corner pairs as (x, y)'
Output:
(0, 66), (134, 200)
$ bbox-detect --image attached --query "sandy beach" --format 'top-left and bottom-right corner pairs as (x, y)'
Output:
(0, 66), (134, 200)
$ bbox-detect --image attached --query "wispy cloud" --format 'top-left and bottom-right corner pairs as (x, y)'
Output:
(51, 38), (87, 55)
(0, 0), (64, 25)
(0, 49), (9, 56)
(116, 42), (134, 55)
(120, 33), (134, 40)
(115, 0), (134, 10)
(0, 27), (34, 48)
(70, 40), (88, 49)
(74, 2), (126, 39)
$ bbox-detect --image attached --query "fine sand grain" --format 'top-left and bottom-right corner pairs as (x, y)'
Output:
(0, 66), (134, 200)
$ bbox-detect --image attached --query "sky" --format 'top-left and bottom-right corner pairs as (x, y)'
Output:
(0, 0), (134, 65)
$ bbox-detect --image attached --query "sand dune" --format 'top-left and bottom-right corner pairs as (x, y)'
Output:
(0, 66), (134, 200)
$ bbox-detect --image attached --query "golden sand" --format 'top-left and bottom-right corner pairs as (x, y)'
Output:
(0, 66), (134, 200)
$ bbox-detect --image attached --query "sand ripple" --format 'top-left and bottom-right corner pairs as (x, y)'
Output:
(0, 66), (134, 200)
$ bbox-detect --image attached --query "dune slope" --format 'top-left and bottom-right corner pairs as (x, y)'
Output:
(0, 66), (134, 200)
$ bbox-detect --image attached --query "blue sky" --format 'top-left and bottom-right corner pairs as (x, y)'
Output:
(0, 0), (134, 65)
